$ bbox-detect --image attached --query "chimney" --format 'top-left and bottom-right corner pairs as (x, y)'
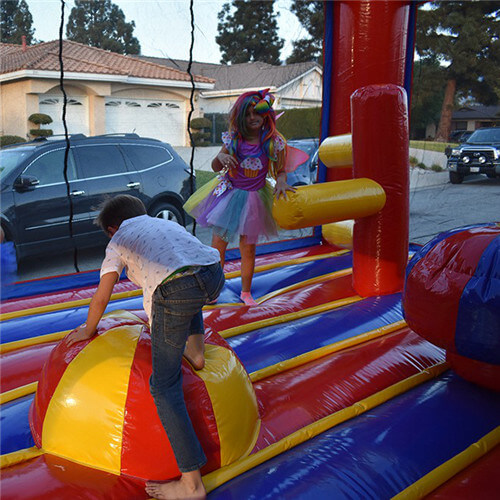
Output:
(22, 35), (27, 51)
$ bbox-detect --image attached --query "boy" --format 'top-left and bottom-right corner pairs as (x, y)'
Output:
(66, 194), (224, 500)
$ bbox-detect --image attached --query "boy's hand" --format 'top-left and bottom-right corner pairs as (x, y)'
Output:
(66, 325), (95, 347)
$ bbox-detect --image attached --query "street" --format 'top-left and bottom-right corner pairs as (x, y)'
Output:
(409, 174), (500, 244)
(15, 174), (500, 281)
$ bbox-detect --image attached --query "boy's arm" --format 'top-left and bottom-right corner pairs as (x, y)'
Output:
(66, 272), (119, 346)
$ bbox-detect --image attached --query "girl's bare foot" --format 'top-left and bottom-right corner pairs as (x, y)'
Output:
(145, 471), (206, 499)
(183, 334), (205, 370)
(240, 291), (257, 306)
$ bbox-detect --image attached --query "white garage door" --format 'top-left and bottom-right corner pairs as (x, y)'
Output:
(39, 96), (89, 136)
(105, 98), (185, 146)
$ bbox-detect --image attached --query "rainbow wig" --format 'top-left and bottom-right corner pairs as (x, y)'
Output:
(227, 89), (286, 178)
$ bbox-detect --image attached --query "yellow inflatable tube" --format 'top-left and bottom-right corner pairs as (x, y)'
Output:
(273, 179), (386, 230)
(318, 134), (352, 168)
(322, 220), (354, 249)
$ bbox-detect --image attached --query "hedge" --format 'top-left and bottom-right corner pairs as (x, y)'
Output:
(190, 117), (211, 130)
(28, 113), (53, 125)
(30, 129), (53, 137)
(0, 135), (26, 147)
(276, 107), (321, 140)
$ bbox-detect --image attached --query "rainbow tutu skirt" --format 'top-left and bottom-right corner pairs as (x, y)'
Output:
(184, 176), (277, 244)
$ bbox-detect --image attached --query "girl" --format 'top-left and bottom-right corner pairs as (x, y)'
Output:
(184, 89), (300, 306)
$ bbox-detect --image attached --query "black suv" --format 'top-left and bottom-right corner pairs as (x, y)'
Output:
(0, 134), (194, 262)
(446, 127), (500, 184)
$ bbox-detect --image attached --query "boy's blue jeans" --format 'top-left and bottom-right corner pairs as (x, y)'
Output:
(149, 262), (224, 473)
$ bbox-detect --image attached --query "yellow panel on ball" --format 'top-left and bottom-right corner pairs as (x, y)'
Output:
(319, 134), (353, 168)
(41, 325), (142, 474)
(196, 344), (260, 466)
(273, 179), (386, 230)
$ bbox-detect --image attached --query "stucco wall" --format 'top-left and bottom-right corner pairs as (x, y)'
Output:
(1, 80), (32, 138)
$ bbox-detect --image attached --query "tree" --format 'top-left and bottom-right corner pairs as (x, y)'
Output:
(287, 1), (323, 64)
(416, 1), (500, 141)
(66, 0), (140, 55)
(216, 0), (283, 64)
(410, 58), (446, 139)
(1, 0), (35, 44)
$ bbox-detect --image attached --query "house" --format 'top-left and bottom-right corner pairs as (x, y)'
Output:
(139, 57), (323, 115)
(0, 40), (214, 146)
(451, 105), (500, 132)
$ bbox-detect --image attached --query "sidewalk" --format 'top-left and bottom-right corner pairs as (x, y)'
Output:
(177, 146), (220, 172)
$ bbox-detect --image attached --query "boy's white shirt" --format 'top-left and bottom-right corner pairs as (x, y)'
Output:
(100, 215), (220, 321)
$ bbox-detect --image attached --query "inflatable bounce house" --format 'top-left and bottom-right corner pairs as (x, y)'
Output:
(1, 1), (499, 498)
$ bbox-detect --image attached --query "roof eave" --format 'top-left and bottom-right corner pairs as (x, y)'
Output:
(200, 86), (278, 98)
(0, 69), (214, 89)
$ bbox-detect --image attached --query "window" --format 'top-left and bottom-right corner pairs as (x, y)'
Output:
(76, 145), (128, 179)
(25, 149), (77, 185)
(39, 98), (83, 106)
(121, 145), (173, 171)
(0, 149), (32, 179)
(39, 98), (59, 105)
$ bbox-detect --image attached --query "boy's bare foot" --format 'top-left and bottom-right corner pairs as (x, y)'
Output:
(145, 471), (206, 499)
(183, 334), (205, 370)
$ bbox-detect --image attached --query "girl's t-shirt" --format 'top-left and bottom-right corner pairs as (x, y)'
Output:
(222, 132), (285, 191)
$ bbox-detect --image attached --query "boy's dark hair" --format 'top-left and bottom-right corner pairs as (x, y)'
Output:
(95, 195), (147, 232)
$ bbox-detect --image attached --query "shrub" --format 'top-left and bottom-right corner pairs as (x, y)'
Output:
(417, 162), (427, 170)
(0, 135), (26, 147)
(191, 131), (211, 147)
(28, 113), (53, 125)
(431, 163), (444, 172)
(190, 117), (211, 130)
(30, 129), (53, 137)
(409, 155), (419, 167)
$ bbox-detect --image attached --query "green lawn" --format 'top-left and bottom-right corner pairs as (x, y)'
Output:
(195, 170), (218, 188)
(409, 140), (457, 153)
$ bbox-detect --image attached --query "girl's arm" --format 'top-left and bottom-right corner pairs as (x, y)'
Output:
(274, 170), (296, 200)
(212, 146), (238, 172)
(273, 147), (296, 200)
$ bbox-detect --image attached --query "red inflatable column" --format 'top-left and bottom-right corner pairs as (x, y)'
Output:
(325, 0), (411, 181)
(351, 84), (409, 296)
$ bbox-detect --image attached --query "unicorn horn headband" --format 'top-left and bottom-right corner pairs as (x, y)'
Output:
(253, 88), (275, 115)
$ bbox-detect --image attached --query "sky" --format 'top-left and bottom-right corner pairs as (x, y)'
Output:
(25, 0), (309, 64)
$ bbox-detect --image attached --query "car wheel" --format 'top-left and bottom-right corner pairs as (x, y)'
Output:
(150, 202), (184, 226)
(449, 172), (464, 184)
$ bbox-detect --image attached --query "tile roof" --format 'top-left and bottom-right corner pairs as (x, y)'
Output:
(0, 40), (214, 84)
(138, 56), (321, 91)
